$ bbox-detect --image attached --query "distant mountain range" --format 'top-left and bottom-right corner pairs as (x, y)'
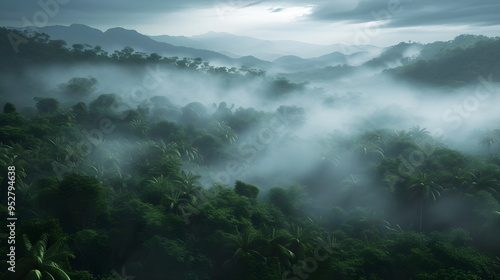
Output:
(10, 24), (381, 71)
(284, 34), (500, 86)
(7, 24), (496, 86)
(2, 24), (498, 88)
(150, 31), (381, 61)
(11, 24), (234, 63)
(273, 51), (380, 70)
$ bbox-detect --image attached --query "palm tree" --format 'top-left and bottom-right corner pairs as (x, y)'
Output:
(341, 234), (386, 255)
(58, 108), (76, 126)
(0, 144), (28, 178)
(223, 230), (267, 274)
(62, 142), (90, 170)
(354, 210), (391, 238)
(175, 140), (202, 162)
(286, 226), (314, 260)
(14, 180), (40, 218)
(46, 136), (67, 147)
(479, 132), (498, 154)
(152, 140), (181, 158)
(409, 125), (430, 142)
(130, 118), (150, 137)
(352, 131), (385, 159)
(467, 171), (499, 195)
(85, 161), (122, 182)
(213, 121), (238, 144)
(146, 175), (185, 212)
(408, 172), (443, 232)
(317, 135), (344, 167)
(163, 189), (189, 215)
(440, 167), (468, 187)
(319, 148), (342, 167)
(136, 139), (155, 150)
(152, 140), (202, 163)
(393, 130), (412, 142)
(341, 174), (362, 189)
(174, 170), (203, 203)
(438, 167), (469, 196)
(262, 228), (295, 272)
(314, 233), (340, 254)
(145, 140), (184, 177)
(16, 233), (75, 280)
(148, 174), (170, 188)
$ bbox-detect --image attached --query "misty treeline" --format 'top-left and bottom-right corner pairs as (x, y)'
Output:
(0, 28), (302, 88)
(288, 34), (500, 88)
(1, 27), (500, 280)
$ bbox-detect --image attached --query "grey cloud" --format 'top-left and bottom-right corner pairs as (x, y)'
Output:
(0, 0), (224, 27)
(1, 0), (499, 32)
(243, 1), (267, 8)
(309, 0), (500, 27)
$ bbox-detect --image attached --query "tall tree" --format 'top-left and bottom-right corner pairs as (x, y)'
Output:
(262, 228), (295, 272)
(479, 132), (498, 154)
(223, 230), (267, 277)
(47, 174), (108, 231)
(408, 172), (443, 232)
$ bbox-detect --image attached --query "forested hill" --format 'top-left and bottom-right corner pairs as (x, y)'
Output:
(0, 27), (307, 103)
(0, 27), (274, 71)
(282, 34), (500, 87)
(386, 36), (500, 87)
(0, 27), (224, 71)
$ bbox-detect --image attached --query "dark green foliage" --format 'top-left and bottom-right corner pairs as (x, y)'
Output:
(268, 77), (306, 97)
(11, 232), (75, 280)
(365, 42), (418, 68)
(34, 97), (60, 114)
(148, 120), (185, 142)
(180, 102), (209, 127)
(268, 186), (291, 214)
(193, 134), (223, 163)
(419, 34), (492, 60)
(70, 229), (113, 274)
(3, 102), (16, 114)
(141, 235), (210, 280)
(213, 102), (233, 123)
(150, 96), (179, 120)
(71, 102), (89, 123)
(58, 77), (97, 97)
(228, 107), (264, 133)
(89, 94), (119, 115)
(2, 93), (500, 279)
(235, 180), (259, 199)
(41, 174), (109, 231)
(389, 37), (500, 87)
(0, 125), (30, 143)
(268, 184), (310, 216)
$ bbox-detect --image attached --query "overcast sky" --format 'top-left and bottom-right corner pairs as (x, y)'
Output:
(1, 0), (499, 46)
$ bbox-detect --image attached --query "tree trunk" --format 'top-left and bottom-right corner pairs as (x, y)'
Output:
(419, 200), (423, 232)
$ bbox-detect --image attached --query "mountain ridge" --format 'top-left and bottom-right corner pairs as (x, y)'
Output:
(151, 31), (382, 61)
(10, 24), (236, 64)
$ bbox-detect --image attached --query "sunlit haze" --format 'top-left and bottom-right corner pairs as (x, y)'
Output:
(1, 0), (500, 45)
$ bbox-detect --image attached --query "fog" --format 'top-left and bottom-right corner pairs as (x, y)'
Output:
(3, 57), (499, 196)
(3, 30), (500, 278)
